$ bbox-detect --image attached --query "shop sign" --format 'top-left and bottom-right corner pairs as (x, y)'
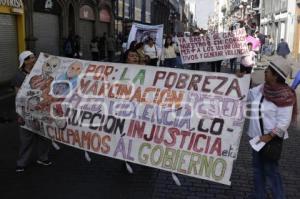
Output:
(99, 9), (111, 22)
(34, 0), (61, 15)
(0, 0), (23, 8)
(45, 0), (53, 9)
(80, 5), (95, 20)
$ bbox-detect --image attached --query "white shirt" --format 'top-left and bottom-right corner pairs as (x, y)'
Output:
(144, 44), (159, 59)
(240, 51), (256, 67)
(161, 44), (177, 60)
(247, 84), (293, 139)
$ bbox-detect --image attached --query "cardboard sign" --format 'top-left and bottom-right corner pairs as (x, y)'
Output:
(178, 28), (249, 64)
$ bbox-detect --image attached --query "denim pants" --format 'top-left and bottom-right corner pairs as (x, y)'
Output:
(252, 150), (285, 199)
(164, 58), (177, 68)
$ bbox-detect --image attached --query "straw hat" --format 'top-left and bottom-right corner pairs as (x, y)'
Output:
(267, 55), (292, 82)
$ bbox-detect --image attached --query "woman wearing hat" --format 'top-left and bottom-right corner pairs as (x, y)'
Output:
(245, 56), (297, 199)
(15, 51), (52, 173)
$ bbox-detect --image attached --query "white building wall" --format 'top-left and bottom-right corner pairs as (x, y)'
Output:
(287, 0), (296, 51)
(260, 0), (296, 48)
(217, 0), (227, 32)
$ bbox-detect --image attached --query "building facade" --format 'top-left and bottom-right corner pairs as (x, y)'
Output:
(260, 0), (289, 48)
(0, 0), (25, 84)
(151, 0), (191, 34)
(151, 0), (174, 34)
(114, 0), (152, 36)
(24, 0), (114, 60)
(207, 0), (260, 34)
(292, 0), (300, 59)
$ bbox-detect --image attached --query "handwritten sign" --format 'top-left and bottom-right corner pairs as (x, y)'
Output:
(178, 28), (249, 64)
(16, 53), (250, 185)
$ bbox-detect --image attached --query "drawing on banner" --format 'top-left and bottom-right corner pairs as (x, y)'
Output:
(177, 28), (249, 64)
(16, 53), (251, 185)
(135, 29), (158, 43)
(127, 23), (164, 49)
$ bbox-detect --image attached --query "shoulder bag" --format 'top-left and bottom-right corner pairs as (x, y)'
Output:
(258, 96), (283, 161)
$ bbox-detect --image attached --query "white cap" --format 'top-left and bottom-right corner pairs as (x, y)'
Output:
(19, 51), (34, 69)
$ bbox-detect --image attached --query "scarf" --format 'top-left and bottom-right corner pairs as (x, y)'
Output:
(263, 83), (298, 122)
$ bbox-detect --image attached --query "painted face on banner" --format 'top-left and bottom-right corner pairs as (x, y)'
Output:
(67, 61), (83, 79)
(42, 57), (60, 77)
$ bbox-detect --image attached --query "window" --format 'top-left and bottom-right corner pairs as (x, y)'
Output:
(280, 22), (285, 40)
(280, 0), (287, 11)
(124, 0), (130, 19)
(274, 0), (281, 13)
(145, 0), (151, 23)
(134, 0), (142, 21)
(118, 0), (123, 18)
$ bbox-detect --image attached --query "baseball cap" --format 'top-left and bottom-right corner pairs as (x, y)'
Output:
(19, 51), (34, 69)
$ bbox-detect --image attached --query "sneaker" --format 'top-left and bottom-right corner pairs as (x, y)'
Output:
(36, 160), (52, 166)
(16, 166), (25, 173)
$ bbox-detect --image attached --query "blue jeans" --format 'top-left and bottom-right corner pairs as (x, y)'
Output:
(164, 58), (177, 68)
(176, 55), (182, 68)
(252, 150), (285, 199)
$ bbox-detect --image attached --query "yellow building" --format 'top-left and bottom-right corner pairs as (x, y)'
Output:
(294, 2), (300, 59)
(0, 0), (25, 84)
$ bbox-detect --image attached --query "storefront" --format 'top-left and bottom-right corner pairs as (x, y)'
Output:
(33, 0), (62, 56)
(23, 0), (113, 61)
(79, 4), (95, 60)
(98, 7), (111, 36)
(0, 0), (25, 84)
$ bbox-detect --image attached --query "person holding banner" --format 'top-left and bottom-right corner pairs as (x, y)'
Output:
(245, 56), (297, 199)
(15, 51), (52, 173)
(125, 49), (140, 65)
(144, 37), (160, 66)
(135, 43), (151, 65)
(161, 36), (178, 68)
(123, 40), (137, 63)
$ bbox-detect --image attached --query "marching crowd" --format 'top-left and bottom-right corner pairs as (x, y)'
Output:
(13, 27), (300, 199)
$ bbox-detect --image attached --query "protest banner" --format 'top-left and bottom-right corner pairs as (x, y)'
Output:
(16, 53), (250, 185)
(177, 28), (249, 64)
(127, 23), (164, 49)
